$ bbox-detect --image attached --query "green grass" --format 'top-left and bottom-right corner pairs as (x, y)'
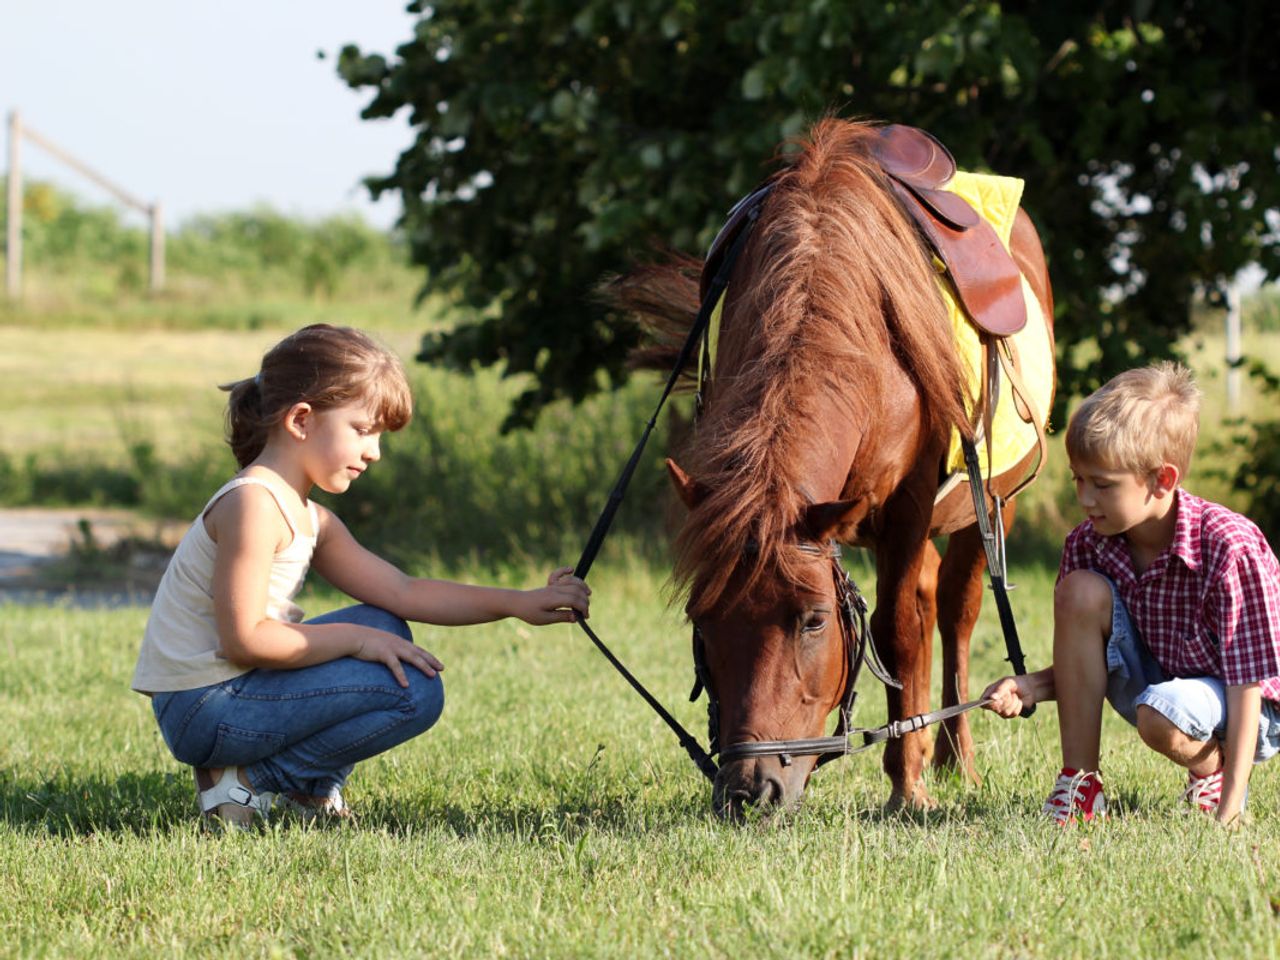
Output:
(3, 558), (1279, 958)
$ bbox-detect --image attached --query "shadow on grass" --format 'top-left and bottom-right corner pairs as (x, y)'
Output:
(0, 768), (194, 836)
(0, 766), (716, 839)
(0, 764), (1107, 837)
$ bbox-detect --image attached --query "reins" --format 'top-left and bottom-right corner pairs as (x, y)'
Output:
(572, 186), (1031, 783)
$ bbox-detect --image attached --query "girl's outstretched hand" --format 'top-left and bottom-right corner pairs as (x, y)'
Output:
(352, 628), (445, 688)
(518, 566), (591, 625)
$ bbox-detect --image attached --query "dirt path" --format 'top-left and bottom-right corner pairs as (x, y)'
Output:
(0, 507), (180, 606)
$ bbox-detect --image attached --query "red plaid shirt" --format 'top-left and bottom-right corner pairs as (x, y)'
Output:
(1059, 489), (1280, 703)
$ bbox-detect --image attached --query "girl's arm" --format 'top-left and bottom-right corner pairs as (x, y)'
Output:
(1218, 682), (1260, 824)
(309, 507), (590, 626)
(209, 486), (442, 686)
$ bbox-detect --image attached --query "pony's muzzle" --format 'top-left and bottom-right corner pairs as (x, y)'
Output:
(713, 757), (805, 820)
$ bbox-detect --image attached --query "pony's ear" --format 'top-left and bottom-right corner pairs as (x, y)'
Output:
(666, 458), (706, 510)
(802, 499), (869, 543)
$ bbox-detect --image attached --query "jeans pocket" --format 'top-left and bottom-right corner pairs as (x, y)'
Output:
(202, 724), (288, 768)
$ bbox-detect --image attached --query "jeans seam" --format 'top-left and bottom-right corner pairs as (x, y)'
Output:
(168, 684), (223, 755)
(230, 684), (409, 704)
(288, 700), (424, 773)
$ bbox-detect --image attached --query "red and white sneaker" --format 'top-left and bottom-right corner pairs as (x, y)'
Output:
(1042, 767), (1107, 824)
(1182, 768), (1223, 815)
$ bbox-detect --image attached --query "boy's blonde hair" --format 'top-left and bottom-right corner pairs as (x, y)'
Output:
(1065, 361), (1201, 477)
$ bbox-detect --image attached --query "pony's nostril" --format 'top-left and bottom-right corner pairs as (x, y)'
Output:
(760, 776), (783, 806)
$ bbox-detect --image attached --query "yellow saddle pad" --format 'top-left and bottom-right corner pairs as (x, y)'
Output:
(940, 171), (1052, 480)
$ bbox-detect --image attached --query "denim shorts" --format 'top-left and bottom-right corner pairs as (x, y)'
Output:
(1103, 578), (1280, 763)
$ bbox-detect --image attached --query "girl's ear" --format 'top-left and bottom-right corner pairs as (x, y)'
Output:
(282, 402), (313, 441)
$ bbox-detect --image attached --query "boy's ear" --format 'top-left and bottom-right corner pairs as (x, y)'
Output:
(1152, 462), (1180, 497)
(282, 402), (313, 441)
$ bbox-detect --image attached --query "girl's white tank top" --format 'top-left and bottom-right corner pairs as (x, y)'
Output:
(131, 476), (319, 694)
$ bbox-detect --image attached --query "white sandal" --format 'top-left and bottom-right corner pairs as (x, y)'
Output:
(194, 767), (275, 828)
(280, 788), (355, 822)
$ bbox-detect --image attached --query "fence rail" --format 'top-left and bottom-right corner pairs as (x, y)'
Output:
(4, 109), (164, 299)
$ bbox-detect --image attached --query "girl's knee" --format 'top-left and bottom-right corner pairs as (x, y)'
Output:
(404, 672), (445, 733)
(355, 604), (413, 642)
(1054, 570), (1112, 623)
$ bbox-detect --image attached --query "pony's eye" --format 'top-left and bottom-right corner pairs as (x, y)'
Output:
(800, 613), (828, 634)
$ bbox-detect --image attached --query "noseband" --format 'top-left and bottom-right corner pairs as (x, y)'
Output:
(690, 540), (901, 769)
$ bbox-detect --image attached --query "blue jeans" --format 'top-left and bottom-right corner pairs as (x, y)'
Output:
(1102, 580), (1280, 763)
(150, 605), (444, 798)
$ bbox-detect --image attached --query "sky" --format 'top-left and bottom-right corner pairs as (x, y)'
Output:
(2, 2), (419, 229)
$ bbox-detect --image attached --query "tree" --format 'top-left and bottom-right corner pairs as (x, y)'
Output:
(339, 1), (1279, 428)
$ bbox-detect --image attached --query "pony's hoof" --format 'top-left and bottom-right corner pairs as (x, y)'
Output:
(885, 785), (938, 814)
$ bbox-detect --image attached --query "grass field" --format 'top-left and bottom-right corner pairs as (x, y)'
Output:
(3, 560), (1279, 958)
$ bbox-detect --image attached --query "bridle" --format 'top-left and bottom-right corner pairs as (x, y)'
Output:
(690, 540), (991, 771)
(690, 539), (899, 769)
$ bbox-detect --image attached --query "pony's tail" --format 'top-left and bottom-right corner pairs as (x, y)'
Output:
(598, 253), (704, 376)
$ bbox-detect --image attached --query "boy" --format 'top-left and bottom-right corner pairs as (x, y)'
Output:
(983, 362), (1280, 825)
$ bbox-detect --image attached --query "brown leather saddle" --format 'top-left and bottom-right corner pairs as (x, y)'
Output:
(701, 124), (1027, 338)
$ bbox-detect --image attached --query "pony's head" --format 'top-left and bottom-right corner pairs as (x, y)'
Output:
(669, 460), (870, 817)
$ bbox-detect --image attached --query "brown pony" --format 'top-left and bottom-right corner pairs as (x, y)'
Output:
(613, 118), (1054, 816)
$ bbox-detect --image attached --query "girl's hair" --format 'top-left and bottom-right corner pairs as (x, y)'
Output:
(1065, 361), (1201, 478)
(221, 324), (413, 468)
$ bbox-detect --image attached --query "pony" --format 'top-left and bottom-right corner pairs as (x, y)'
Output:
(610, 118), (1054, 817)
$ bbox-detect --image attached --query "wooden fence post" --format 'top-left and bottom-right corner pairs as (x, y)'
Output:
(5, 110), (21, 300)
(150, 201), (165, 293)
(1226, 280), (1242, 414)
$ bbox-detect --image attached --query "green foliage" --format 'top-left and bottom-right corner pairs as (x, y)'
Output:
(0, 443), (225, 518)
(339, 1), (1280, 428)
(1232, 361), (1280, 550)
(318, 370), (676, 570)
(1246, 286), (1280, 334)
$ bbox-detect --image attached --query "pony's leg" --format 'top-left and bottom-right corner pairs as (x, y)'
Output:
(914, 540), (941, 768)
(932, 501), (1018, 782)
(874, 508), (939, 812)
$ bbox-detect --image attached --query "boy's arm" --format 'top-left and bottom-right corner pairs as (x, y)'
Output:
(1218, 682), (1260, 823)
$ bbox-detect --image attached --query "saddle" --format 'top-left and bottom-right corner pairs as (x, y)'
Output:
(871, 124), (1026, 337)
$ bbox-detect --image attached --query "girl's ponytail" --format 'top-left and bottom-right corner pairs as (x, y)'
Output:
(221, 375), (271, 468)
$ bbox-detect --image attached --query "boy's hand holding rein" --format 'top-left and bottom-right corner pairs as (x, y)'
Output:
(982, 668), (1055, 719)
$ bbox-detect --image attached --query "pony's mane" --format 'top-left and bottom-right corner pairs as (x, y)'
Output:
(674, 119), (973, 614)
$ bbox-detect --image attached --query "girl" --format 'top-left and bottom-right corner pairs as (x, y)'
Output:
(132, 324), (590, 827)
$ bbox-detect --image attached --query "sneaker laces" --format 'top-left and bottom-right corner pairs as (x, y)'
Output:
(1042, 768), (1106, 824)
(1182, 768), (1223, 814)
